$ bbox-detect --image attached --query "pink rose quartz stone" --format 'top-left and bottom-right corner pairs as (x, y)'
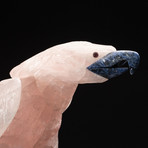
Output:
(0, 41), (116, 148)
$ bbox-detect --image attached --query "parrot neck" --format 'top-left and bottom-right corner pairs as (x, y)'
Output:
(35, 75), (78, 113)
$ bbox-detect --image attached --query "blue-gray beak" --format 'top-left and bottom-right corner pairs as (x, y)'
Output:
(87, 51), (140, 79)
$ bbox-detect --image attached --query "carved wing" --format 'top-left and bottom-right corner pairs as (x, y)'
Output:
(0, 78), (21, 137)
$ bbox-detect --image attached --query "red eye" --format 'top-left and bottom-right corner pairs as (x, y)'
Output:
(93, 52), (99, 58)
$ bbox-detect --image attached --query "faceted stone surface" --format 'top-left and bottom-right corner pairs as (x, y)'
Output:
(0, 78), (21, 137)
(10, 41), (115, 84)
(0, 41), (117, 148)
(0, 77), (77, 148)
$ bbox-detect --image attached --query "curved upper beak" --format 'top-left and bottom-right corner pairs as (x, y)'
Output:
(87, 50), (140, 79)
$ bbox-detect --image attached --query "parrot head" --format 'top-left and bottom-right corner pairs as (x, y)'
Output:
(10, 41), (140, 85)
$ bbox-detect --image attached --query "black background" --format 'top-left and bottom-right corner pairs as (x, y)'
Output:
(0, 1), (148, 148)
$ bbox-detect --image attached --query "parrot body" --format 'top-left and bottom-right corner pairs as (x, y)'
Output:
(0, 41), (140, 148)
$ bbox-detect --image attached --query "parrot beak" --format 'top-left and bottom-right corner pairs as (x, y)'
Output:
(87, 51), (140, 79)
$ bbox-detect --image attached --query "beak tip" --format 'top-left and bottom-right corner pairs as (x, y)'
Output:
(129, 68), (135, 75)
(128, 51), (140, 75)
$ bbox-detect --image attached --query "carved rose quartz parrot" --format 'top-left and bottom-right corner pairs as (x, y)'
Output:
(0, 41), (140, 148)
